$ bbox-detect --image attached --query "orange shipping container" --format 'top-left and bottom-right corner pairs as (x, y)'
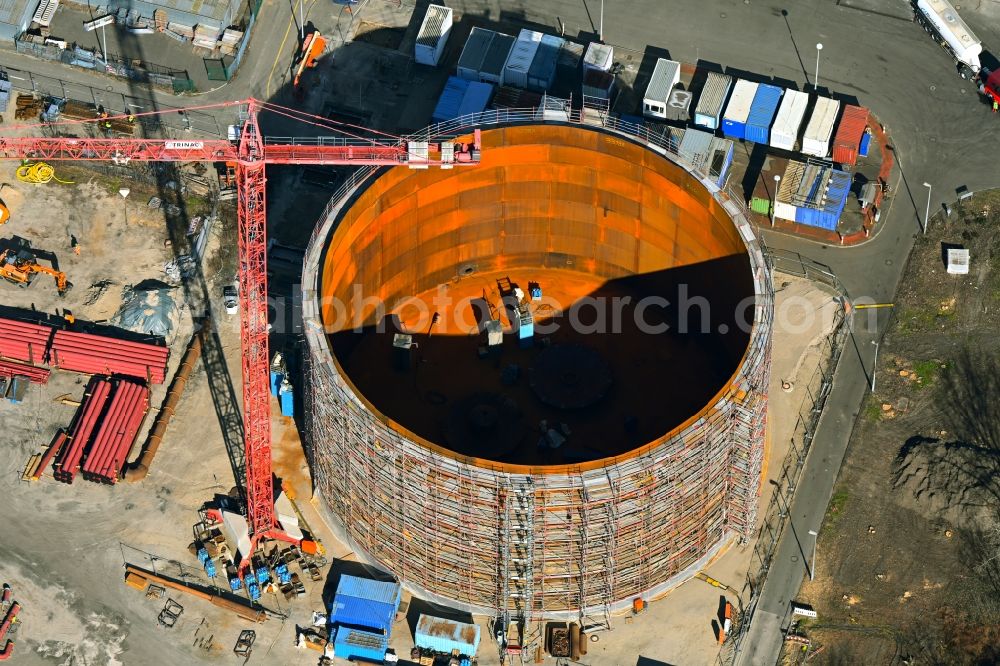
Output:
(832, 105), (869, 166)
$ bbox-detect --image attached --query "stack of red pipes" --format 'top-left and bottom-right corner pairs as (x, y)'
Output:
(0, 359), (50, 385)
(53, 376), (149, 484)
(0, 319), (52, 365)
(81, 379), (150, 484)
(49, 330), (169, 384)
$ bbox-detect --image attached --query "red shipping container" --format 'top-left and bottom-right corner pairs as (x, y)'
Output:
(832, 105), (869, 166)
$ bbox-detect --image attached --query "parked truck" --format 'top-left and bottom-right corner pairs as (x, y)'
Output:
(912, 0), (1000, 104)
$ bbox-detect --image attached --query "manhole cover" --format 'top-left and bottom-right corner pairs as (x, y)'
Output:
(930, 85), (936, 91)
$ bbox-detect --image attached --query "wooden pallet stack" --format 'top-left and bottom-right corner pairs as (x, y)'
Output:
(14, 94), (43, 120)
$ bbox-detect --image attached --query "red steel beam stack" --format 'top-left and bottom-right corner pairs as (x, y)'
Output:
(49, 330), (168, 384)
(0, 359), (50, 384)
(81, 378), (150, 484)
(0, 318), (52, 365)
(54, 377), (112, 483)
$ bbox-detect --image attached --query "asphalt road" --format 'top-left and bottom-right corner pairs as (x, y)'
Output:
(3, 0), (1000, 663)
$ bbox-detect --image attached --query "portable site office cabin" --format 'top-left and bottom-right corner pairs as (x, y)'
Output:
(478, 32), (515, 85)
(801, 97), (841, 158)
(642, 58), (681, 120)
(769, 89), (809, 151)
(721, 79), (759, 140)
(693, 72), (732, 131)
(503, 30), (543, 88)
(527, 34), (564, 92)
(583, 42), (614, 73)
(744, 84), (782, 144)
(678, 128), (735, 189)
(414, 5), (453, 67)
(457, 27), (494, 81)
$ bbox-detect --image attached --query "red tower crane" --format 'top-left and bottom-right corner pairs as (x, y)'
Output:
(0, 98), (482, 573)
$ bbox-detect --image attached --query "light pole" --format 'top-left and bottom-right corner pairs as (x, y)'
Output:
(871, 339), (879, 392)
(772, 174), (781, 226)
(599, 0), (605, 42)
(922, 182), (932, 235)
(119, 187), (130, 225)
(299, 0), (304, 41)
(808, 529), (818, 581)
(814, 43), (823, 90)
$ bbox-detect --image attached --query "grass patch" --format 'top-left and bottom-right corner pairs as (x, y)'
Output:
(864, 399), (882, 422)
(911, 360), (940, 387)
(824, 488), (849, 530)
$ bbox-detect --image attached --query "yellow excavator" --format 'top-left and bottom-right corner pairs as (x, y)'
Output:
(0, 242), (72, 296)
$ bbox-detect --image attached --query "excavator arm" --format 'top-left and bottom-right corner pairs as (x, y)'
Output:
(26, 264), (71, 296)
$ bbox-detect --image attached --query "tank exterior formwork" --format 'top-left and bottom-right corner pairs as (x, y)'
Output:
(301, 119), (773, 621)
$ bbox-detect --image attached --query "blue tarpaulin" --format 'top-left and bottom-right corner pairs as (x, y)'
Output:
(432, 76), (470, 122)
(457, 81), (494, 116)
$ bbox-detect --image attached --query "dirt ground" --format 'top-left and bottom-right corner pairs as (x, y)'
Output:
(0, 166), (343, 666)
(787, 190), (1000, 665)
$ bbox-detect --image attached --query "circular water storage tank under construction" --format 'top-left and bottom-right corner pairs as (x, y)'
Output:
(302, 123), (773, 619)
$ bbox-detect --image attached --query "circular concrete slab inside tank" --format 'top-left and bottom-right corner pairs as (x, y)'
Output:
(319, 124), (755, 469)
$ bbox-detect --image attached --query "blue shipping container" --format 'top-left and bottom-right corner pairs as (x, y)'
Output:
(415, 614), (482, 656)
(457, 81), (494, 117)
(793, 169), (851, 231)
(527, 34), (563, 92)
(269, 371), (283, 397)
(744, 84), (782, 144)
(333, 627), (388, 663)
(329, 575), (402, 634)
(432, 76), (470, 123)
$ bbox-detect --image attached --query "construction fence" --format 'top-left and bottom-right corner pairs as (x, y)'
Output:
(721, 249), (852, 665)
(14, 37), (194, 93)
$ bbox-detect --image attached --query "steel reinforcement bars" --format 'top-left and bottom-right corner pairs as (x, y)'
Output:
(302, 106), (773, 620)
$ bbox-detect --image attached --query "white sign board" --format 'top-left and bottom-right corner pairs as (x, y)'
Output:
(164, 141), (204, 150)
(791, 603), (818, 618)
(84, 15), (115, 31)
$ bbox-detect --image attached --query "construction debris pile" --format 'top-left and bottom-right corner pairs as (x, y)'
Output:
(0, 313), (169, 383)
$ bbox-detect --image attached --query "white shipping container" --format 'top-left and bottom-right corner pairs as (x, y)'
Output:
(769, 89), (809, 151)
(583, 42), (613, 72)
(414, 5), (453, 67)
(801, 97), (841, 158)
(503, 30), (543, 88)
(642, 58), (681, 119)
(774, 201), (798, 222)
(722, 80), (759, 127)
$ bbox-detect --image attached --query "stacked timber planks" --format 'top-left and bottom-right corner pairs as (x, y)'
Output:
(0, 359), (50, 384)
(54, 377), (112, 483)
(49, 329), (168, 383)
(52, 377), (149, 484)
(81, 378), (149, 483)
(0, 319), (53, 365)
